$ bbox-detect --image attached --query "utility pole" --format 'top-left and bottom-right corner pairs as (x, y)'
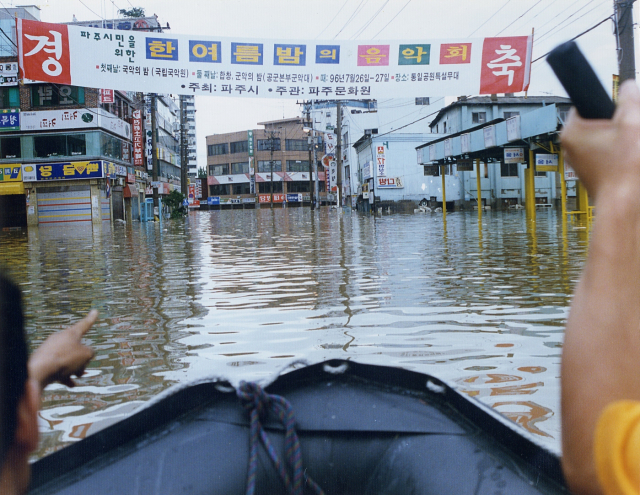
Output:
(179, 95), (188, 196)
(268, 128), (278, 209)
(305, 102), (315, 210)
(151, 94), (159, 211)
(615, 0), (636, 82)
(336, 100), (342, 208)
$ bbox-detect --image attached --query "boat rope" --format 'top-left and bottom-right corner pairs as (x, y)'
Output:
(237, 381), (326, 495)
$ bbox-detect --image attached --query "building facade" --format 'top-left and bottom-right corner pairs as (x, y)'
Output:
(205, 117), (325, 208)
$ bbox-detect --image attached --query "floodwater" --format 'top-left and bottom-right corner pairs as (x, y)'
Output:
(0, 207), (590, 459)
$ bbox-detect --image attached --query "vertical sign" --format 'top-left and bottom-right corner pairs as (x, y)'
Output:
(100, 89), (115, 103)
(376, 144), (386, 177)
(144, 108), (153, 171)
(132, 109), (143, 167)
(247, 129), (254, 156)
(325, 133), (337, 156)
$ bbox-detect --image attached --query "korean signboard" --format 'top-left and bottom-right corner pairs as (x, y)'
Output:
(22, 161), (104, 181)
(0, 62), (18, 86)
(0, 165), (22, 182)
(377, 177), (403, 188)
(17, 19), (533, 99)
(376, 145), (386, 177)
(536, 153), (558, 172)
(504, 147), (524, 164)
(248, 130), (254, 157)
(100, 89), (115, 103)
(0, 110), (19, 131)
(21, 107), (131, 139)
(132, 109), (143, 167)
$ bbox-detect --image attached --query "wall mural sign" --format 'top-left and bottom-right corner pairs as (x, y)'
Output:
(17, 19), (533, 98)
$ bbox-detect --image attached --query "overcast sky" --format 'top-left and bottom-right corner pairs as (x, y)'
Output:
(13, 0), (630, 170)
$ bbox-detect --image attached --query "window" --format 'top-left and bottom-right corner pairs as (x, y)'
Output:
(34, 134), (87, 158)
(31, 85), (85, 107)
(0, 87), (19, 109)
(209, 184), (230, 195)
(99, 133), (120, 159)
(535, 171), (547, 177)
(232, 183), (251, 195)
(287, 160), (309, 172)
(415, 97), (430, 105)
(208, 143), (228, 156)
(208, 164), (229, 175)
(0, 137), (20, 159)
(258, 182), (283, 193)
(288, 182), (310, 193)
(501, 162), (519, 177)
(230, 140), (248, 154)
(231, 162), (249, 174)
(504, 111), (520, 119)
(285, 139), (308, 151)
(472, 112), (486, 124)
(258, 160), (282, 172)
(257, 138), (280, 151)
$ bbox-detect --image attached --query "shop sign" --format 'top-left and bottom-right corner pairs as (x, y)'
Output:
(100, 89), (115, 103)
(286, 193), (302, 202)
(248, 130), (254, 156)
(483, 125), (496, 148)
(362, 182), (369, 199)
(362, 161), (372, 180)
(127, 173), (136, 183)
(423, 165), (438, 176)
(456, 159), (474, 171)
(376, 145), (386, 177)
(22, 161), (104, 181)
(21, 108), (130, 139)
(0, 110), (18, 131)
(377, 177), (403, 188)
(0, 63), (18, 87)
(132, 109), (143, 167)
(208, 196), (220, 205)
(0, 165), (22, 182)
(564, 162), (577, 181)
(115, 164), (127, 176)
(535, 153), (558, 172)
(242, 197), (256, 203)
(504, 147), (524, 164)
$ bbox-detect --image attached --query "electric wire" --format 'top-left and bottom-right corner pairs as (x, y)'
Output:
(315, 1), (350, 39)
(333, 0), (368, 39)
(78, 0), (105, 20)
(535, 0), (606, 44)
(350, 0), (391, 39)
(494, 0), (544, 36)
(371, 0), (412, 38)
(468, 0), (512, 37)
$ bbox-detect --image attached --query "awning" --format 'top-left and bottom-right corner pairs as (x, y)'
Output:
(0, 182), (25, 195)
(123, 184), (138, 198)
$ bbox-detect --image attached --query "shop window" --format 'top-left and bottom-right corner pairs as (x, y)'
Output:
(34, 134), (86, 158)
(232, 183), (251, 194)
(31, 85), (85, 107)
(257, 138), (280, 151)
(0, 136), (20, 158)
(209, 184), (230, 195)
(230, 140), (248, 153)
(286, 160), (309, 172)
(0, 87), (19, 109)
(258, 182), (283, 193)
(207, 143), (227, 155)
(258, 160), (282, 172)
(209, 164), (229, 175)
(231, 162), (249, 174)
(99, 133), (121, 159)
(501, 162), (519, 177)
(285, 139), (307, 151)
(287, 181), (310, 193)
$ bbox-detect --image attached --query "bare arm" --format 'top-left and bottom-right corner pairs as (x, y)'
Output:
(560, 80), (640, 494)
(28, 310), (97, 391)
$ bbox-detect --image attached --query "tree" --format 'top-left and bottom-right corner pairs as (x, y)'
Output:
(163, 190), (187, 218)
(197, 167), (207, 178)
(119, 7), (145, 18)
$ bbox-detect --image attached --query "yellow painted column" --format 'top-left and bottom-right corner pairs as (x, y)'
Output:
(525, 149), (536, 221)
(576, 180), (589, 215)
(559, 146), (567, 218)
(475, 159), (482, 222)
(440, 165), (447, 220)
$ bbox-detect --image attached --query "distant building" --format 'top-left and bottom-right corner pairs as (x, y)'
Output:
(205, 117), (325, 208)
(183, 95), (197, 179)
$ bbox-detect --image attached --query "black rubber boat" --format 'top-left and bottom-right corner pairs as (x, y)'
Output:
(28, 360), (569, 494)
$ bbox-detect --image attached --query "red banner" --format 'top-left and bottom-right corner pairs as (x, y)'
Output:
(132, 110), (143, 167)
(18, 19), (71, 85)
(100, 89), (114, 103)
(480, 36), (531, 95)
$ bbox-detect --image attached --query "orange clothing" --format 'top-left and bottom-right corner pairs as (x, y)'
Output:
(595, 400), (640, 494)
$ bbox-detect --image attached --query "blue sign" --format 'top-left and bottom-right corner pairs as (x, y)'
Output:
(0, 111), (18, 131)
(189, 40), (221, 63)
(315, 45), (340, 64)
(182, 198), (189, 207)
(146, 38), (179, 61)
(33, 161), (104, 181)
(208, 196), (220, 205)
(286, 193), (302, 203)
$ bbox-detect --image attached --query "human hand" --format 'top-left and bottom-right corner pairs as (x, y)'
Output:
(561, 79), (640, 206)
(28, 309), (97, 390)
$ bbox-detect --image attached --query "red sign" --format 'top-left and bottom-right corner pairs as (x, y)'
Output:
(132, 110), (143, 167)
(100, 89), (115, 103)
(259, 194), (270, 203)
(126, 173), (135, 184)
(480, 36), (531, 95)
(18, 19), (71, 85)
(439, 43), (472, 64)
(258, 194), (285, 203)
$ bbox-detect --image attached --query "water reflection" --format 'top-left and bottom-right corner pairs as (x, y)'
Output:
(0, 208), (590, 458)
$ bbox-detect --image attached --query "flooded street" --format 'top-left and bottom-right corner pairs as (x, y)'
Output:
(0, 208), (589, 459)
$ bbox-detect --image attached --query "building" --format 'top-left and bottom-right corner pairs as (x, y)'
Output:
(205, 117), (325, 208)
(304, 97), (447, 209)
(419, 95), (573, 210)
(183, 95), (197, 179)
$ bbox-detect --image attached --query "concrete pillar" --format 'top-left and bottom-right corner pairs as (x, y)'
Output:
(90, 181), (102, 226)
(25, 185), (38, 227)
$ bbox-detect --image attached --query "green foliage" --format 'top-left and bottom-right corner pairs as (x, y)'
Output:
(119, 7), (145, 18)
(197, 167), (207, 178)
(164, 190), (187, 218)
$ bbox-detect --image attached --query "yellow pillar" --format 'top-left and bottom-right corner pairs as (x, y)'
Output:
(576, 180), (589, 215)
(559, 146), (567, 218)
(525, 149), (536, 221)
(475, 158), (482, 222)
(440, 165), (447, 220)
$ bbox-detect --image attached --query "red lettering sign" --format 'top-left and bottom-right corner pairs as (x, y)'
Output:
(18, 19), (71, 85)
(480, 36), (531, 95)
(132, 110), (144, 167)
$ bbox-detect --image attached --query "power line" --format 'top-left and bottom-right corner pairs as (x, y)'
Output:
(333, 0), (368, 39)
(350, 0), (391, 39)
(316, 1), (350, 39)
(494, 0), (544, 36)
(468, 0), (512, 37)
(371, 0), (412, 38)
(78, 0), (105, 20)
(535, 0), (604, 44)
